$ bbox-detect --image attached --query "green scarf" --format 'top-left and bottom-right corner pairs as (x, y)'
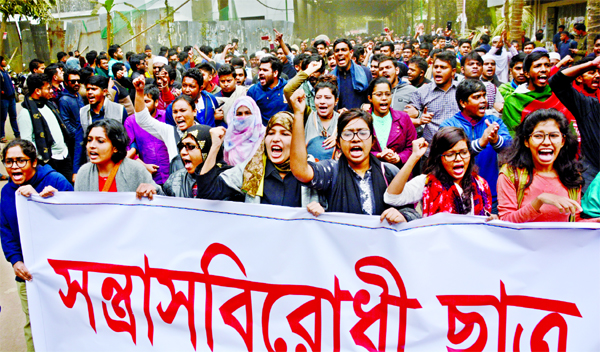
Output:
(501, 85), (551, 137)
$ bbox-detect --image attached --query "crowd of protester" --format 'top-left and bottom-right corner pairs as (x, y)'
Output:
(2, 22), (600, 351)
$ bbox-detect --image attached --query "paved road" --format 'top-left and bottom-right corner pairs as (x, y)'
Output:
(0, 103), (28, 352)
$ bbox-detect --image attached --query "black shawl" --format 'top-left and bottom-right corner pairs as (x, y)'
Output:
(329, 154), (395, 215)
(21, 96), (67, 163)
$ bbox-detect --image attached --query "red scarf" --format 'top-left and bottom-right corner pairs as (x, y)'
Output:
(422, 173), (492, 217)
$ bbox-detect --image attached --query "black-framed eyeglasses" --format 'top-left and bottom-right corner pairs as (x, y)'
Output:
(340, 129), (371, 141)
(529, 132), (563, 143)
(3, 158), (30, 168)
(177, 142), (198, 151)
(441, 149), (470, 161)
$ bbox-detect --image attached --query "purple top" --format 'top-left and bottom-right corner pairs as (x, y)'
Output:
(370, 108), (418, 167)
(124, 109), (170, 185)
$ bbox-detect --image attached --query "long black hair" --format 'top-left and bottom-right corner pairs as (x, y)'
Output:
(506, 108), (583, 189)
(424, 127), (476, 214)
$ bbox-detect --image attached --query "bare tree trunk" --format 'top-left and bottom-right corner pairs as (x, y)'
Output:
(426, 0), (432, 33)
(0, 14), (7, 56)
(456, 0), (463, 36)
(107, 12), (112, 51)
(509, 0), (524, 42)
(434, 0), (439, 29)
(588, 0), (600, 52)
(410, 0), (414, 34)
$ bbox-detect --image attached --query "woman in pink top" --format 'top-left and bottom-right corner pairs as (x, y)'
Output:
(497, 109), (585, 222)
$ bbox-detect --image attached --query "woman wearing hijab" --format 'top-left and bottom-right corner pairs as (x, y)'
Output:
(195, 111), (321, 207)
(163, 125), (230, 198)
(222, 97), (265, 166)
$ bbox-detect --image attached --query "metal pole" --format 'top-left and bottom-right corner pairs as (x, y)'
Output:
(286, 0), (289, 22)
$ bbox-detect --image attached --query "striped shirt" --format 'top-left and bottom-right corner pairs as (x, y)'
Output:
(409, 80), (460, 148)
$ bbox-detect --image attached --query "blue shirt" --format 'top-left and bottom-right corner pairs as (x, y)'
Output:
(0, 69), (15, 98)
(247, 78), (291, 126)
(336, 65), (372, 110)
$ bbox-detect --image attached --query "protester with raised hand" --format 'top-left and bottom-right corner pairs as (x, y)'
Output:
(548, 54), (600, 194)
(497, 109), (592, 223)
(133, 75), (203, 172)
(440, 79), (511, 212)
(283, 55), (327, 114)
(384, 128), (492, 217)
(289, 89), (419, 223)
(195, 109), (321, 208)
(1, 139), (73, 352)
(163, 124), (228, 198)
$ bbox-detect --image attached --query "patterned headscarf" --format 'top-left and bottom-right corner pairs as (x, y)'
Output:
(241, 112), (294, 197)
(223, 97), (265, 166)
(178, 125), (215, 169)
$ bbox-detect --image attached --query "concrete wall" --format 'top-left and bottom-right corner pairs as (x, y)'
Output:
(2, 13), (295, 72)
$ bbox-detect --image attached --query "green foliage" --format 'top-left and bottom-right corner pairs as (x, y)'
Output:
(0, 0), (56, 21)
(91, 0), (137, 42)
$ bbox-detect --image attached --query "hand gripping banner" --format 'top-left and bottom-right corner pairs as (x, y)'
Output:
(16, 192), (600, 351)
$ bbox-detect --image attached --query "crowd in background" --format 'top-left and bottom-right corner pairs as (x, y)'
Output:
(2, 22), (600, 351)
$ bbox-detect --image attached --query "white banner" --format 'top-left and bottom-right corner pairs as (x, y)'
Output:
(17, 193), (600, 351)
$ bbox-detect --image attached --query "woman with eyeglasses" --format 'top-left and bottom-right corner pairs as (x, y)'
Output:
(1, 139), (73, 351)
(163, 125), (230, 198)
(195, 111), (321, 207)
(384, 127), (492, 217)
(74, 119), (160, 198)
(497, 109), (593, 222)
(289, 90), (420, 224)
(367, 77), (417, 168)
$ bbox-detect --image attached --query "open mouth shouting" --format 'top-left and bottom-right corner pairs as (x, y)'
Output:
(349, 144), (364, 159)
(182, 154), (194, 171)
(270, 144), (283, 160)
(175, 116), (188, 130)
(9, 169), (24, 183)
(88, 150), (100, 162)
(451, 161), (466, 178)
(537, 148), (555, 162)
(536, 75), (548, 86)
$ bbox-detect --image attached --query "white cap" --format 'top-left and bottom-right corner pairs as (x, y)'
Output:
(549, 52), (561, 61)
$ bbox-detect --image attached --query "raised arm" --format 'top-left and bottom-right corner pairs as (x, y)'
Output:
(289, 88), (315, 183)
(274, 29), (291, 57)
(199, 127), (226, 175)
(560, 55), (600, 77)
(386, 138), (427, 195)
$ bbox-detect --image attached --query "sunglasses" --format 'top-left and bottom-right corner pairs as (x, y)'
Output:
(177, 142), (198, 151)
(68, 79), (81, 84)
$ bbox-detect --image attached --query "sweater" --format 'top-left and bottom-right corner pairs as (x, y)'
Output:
(1, 165), (73, 281)
(497, 172), (581, 223)
(74, 157), (159, 192)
